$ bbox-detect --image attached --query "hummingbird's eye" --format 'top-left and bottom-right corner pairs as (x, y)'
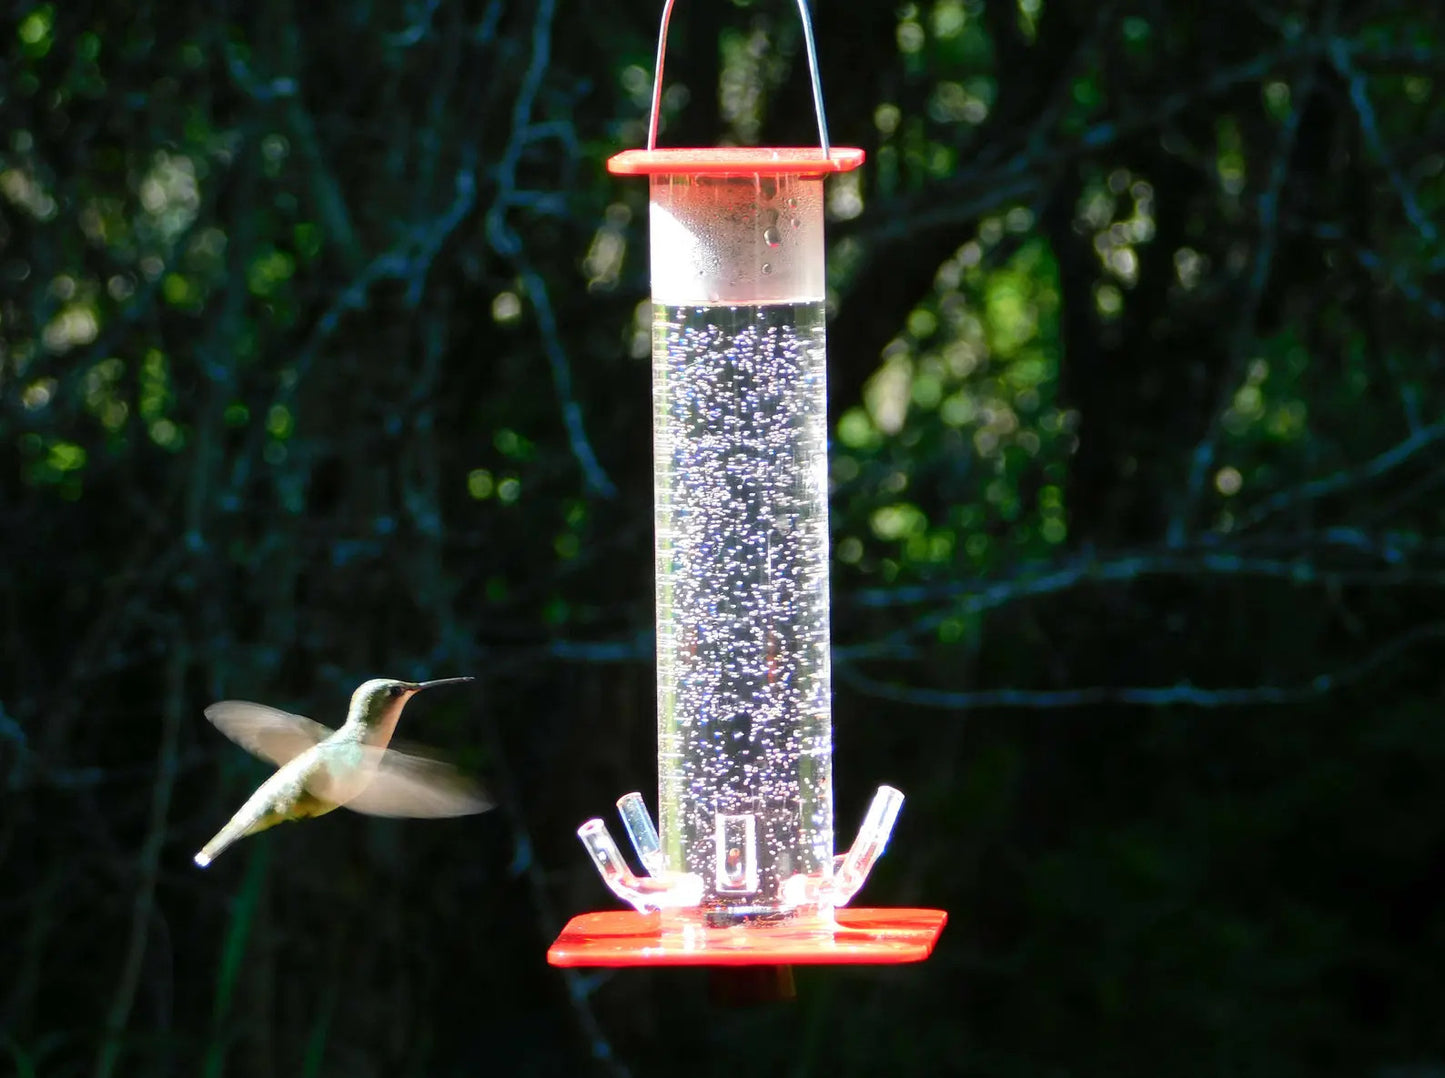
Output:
(389, 685), (406, 698)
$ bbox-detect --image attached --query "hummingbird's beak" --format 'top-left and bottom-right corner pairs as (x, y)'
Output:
(412, 676), (475, 692)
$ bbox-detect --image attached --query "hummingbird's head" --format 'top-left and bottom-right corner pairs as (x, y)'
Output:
(347, 676), (474, 730)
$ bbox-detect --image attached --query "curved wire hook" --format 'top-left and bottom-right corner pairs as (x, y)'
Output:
(646, 0), (832, 156)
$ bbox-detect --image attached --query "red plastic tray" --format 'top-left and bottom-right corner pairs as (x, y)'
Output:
(547, 907), (946, 967)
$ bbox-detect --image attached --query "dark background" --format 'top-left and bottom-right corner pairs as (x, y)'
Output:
(3, 0), (1444, 1075)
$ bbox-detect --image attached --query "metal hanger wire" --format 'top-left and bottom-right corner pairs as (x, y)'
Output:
(645, 0), (832, 156)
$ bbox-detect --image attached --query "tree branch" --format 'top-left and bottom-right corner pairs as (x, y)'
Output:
(92, 631), (187, 1078)
(1236, 418), (1445, 529)
(848, 544), (1445, 616)
(1169, 21), (1328, 545)
(484, 0), (616, 500)
(1329, 38), (1440, 247)
(835, 619), (1445, 711)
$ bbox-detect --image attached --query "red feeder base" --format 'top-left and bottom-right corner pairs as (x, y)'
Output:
(547, 907), (947, 968)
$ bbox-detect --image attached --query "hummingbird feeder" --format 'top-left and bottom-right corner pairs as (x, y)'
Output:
(548, 0), (946, 978)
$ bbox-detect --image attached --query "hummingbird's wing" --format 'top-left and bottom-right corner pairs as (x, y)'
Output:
(203, 701), (335, 766)
(307, 746), (493, 818)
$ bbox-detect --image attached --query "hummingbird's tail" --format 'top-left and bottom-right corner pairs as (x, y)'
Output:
(192, 836), (227, 868)
(193, 808), (287, 867)
(193, 819), (247, 867)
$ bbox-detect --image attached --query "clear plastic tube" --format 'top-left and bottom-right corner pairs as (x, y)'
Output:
(650, 172), (833, 925)
(616, 791), (664, 878)
(832, 785), (905, 905)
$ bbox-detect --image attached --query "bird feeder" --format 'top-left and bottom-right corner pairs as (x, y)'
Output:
(548, 0), (946, 977)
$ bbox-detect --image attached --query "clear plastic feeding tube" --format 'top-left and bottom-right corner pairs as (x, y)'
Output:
(651, 170), (833, 925)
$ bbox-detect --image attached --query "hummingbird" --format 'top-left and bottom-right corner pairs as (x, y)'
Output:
(194, 677), (491, 867)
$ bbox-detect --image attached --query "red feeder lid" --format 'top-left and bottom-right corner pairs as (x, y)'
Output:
(547, 907), (947, 968)
(608, 146), (865, 177)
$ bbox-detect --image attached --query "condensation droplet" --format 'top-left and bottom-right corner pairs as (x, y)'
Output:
(761, 263), (773, 275)
(763, 227), (782, 248)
